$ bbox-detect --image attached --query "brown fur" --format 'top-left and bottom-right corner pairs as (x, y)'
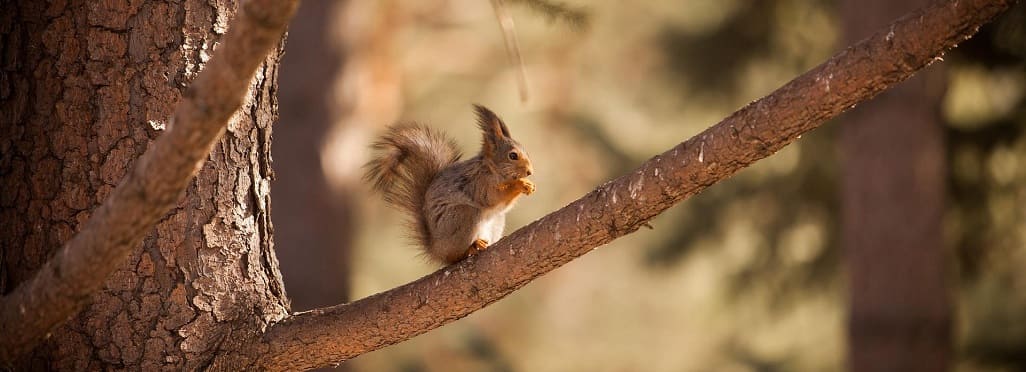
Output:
(364, 123), (462, 249)
(365, 105), (534, 264)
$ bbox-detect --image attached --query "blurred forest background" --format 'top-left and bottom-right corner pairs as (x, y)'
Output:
(271, 0), (1026, 371)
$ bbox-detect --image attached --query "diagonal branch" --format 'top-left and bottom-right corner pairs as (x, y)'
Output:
(0, 0), (300, 363)
(251, 0), (1016, 370)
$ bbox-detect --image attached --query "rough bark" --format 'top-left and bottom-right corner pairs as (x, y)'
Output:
(235, 0), (1013, 370)
(0, 0), (1014, 369)
(841, 0), (952, 370)
(0, 0), (296, 368)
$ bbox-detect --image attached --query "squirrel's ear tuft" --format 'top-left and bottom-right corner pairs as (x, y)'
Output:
(474, 104), (511, 140)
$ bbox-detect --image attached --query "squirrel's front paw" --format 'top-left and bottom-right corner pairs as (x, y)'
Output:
(515, 178), (536, 195)
(498, 178), (536, 196)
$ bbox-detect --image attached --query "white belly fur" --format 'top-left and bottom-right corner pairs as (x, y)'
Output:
(475, 203), (513, 244)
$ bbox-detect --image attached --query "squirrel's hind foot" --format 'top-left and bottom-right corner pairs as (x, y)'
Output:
(464, 238), (489, 259)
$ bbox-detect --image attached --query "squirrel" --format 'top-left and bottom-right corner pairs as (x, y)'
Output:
(365, 104), (535, 264)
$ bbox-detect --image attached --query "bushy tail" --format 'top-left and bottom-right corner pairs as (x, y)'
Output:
(365, 123), (462, 248)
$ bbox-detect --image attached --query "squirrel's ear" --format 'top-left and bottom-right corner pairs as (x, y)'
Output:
(474, 104), (511, 142)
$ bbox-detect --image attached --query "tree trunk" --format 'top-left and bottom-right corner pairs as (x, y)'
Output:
(841, 0), (953, 370)
(0, 0), (288, 369)
(274, 0), (354, 312)
(0, 0), (1008, 369)
(274, 0), (401, 313)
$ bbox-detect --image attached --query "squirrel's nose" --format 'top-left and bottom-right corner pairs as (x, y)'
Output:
(525, 169), (533, 176)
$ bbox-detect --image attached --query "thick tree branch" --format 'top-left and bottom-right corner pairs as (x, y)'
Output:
(252, 0), (1015, 370)
(0, 0), (299, 363)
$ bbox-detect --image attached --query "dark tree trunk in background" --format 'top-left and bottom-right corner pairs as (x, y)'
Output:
(274, 0), (354, 311)
(0, 0), (1005, 368)
(841, 0), (953, 370)
(0, 0), (288, 369)
(274, 0), (401, 311)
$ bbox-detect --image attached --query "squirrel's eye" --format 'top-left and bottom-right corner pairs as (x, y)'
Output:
(508, 152), (519, 161)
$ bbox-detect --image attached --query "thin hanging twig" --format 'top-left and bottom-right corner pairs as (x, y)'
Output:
(248, 0), (1016, 369)
(491, 0), (530, 103)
